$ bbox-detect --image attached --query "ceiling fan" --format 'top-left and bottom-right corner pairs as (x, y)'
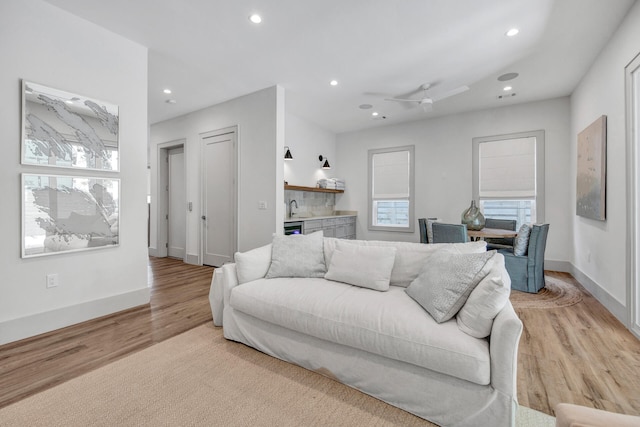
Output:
(384, 83), (469, 112)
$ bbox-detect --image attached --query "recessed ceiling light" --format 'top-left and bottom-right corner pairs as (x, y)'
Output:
(249, 14), (262, 24)
(330, 80), (338, 86)
(372, 112), (379, 117)
(163, 89), (172, 94)
(498, 72), (519, 81)
(506, 28), (519, 37)
(165, 99), (177, 104)
(359, 104), (373, 110)
(503, 86), (512, 91)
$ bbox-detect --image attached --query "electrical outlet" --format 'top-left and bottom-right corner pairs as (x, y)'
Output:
(46, 273), (59, 288)
(258, 201), (267, 210)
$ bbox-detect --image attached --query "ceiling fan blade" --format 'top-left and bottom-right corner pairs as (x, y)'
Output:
(384, 98), (421, 103)
(431, 85), (469, 102)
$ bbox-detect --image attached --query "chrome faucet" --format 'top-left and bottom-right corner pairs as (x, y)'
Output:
(289, 199), (298, 217)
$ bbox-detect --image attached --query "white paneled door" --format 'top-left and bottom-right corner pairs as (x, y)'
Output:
(167, 146), (186, 259)
(201, 129), (237, 267)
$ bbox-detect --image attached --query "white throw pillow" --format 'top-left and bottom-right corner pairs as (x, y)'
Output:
(324, 240), (397, 291)
(456, 253), (511, 338)
(265, 231), (326, 278)
(235, 243), (272, 284)
(405, 251), (496, 323)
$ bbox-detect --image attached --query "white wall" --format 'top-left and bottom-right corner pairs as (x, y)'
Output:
(284, 112), (337, 187)
(570, 1), (640, 320)
(0, 0), (149, 344)
(335, 98), (572, 265)
(149, 86), (284, 258)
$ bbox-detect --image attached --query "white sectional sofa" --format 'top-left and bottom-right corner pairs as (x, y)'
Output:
(209, 233), (523, 427)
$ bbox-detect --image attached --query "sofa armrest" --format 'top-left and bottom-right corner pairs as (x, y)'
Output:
(489, 302), (523, 398)
(208, 263), (239, 326)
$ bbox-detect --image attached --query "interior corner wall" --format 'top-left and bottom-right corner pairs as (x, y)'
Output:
(284, 111), (337, 188)
(570, 0), (640, 320)
(149, 86), (280, 258)
(334, 98), (572, 265)
(0, 0), (149, 345)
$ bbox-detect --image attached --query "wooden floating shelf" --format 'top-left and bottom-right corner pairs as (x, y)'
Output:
(284, 184), (344, 194)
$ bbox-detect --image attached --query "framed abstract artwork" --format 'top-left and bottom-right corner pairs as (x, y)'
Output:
(576, 115), (607, 221)
(22, 174), (120, 258)
(21, 81), (119, 171)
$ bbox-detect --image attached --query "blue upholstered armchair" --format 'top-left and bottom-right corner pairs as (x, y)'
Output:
(498, 224), (549, 293)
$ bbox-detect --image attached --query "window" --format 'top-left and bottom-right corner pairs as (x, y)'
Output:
(368, 145), (415, 232)
(472, 131), (545, 228)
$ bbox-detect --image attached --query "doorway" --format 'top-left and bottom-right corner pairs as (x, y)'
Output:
(626, 52), (640, 338)
(201, 127), (237, 267)
(156, 140), (187, 260)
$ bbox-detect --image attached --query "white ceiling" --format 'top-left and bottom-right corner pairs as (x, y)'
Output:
(45, 0), (636, 134)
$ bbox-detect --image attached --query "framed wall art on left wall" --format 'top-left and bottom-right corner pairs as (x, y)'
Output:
(22, 174), (120, 258)
(21, 80), (119, 172)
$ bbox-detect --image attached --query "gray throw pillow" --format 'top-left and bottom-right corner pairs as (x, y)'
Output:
(513, 224), (532, 256)
(324, 240), (397, 291)
(405, 251), (496, 323)
(266, 231), (326, 278)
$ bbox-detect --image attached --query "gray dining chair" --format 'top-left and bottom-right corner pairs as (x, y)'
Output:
(418, 218), (428, 243)
(431, 222), (468, 243)
(418, 217), (440, 243)
(484, 218), (517, 250)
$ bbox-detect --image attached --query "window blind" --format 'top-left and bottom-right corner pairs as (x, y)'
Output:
(372, 150), (410, 198)
(479, 137), (536, 198)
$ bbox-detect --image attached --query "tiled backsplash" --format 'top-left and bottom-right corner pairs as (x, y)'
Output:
(285, 190), (335, 217)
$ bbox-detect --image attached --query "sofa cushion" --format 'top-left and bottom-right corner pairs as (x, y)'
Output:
(324, 238), (487, 287)
(457, 253), (511, 338)
(406, 251), (496, 323)
(266, 231), (326, 278)
(230, 278), (491, 385)
(324, 240), (397, 291)
(235, 243), (272, 284)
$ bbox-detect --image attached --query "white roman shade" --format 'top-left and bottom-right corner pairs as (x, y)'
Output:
(372, 150), (410, 199)
(479, 137), (536, 198)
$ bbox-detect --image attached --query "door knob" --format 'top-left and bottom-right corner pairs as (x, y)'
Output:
(201, 215), (206, 220)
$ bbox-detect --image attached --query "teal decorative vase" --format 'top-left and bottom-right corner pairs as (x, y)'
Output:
(461, 200), (485, 231)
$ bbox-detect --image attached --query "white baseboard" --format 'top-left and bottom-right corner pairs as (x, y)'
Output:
(0, 287), (151, 346)
(545, 259), (627, 326)
(148, 246), (160, 257)
(185, 253), (199, 265)
(568, 264), (627, 324)
(545, 259), (571, 273)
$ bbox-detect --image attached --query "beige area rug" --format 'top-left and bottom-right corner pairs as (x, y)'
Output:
(0, 324), (554, 427)
(510, 276), (583, 309)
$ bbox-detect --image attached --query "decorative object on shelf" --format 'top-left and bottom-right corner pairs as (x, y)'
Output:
(22, 174), (120, 258)
(317, 178), (344, 190)
(21, 80), (119, 171)
(461, 200), (485, 231)
(284, 184), (344, 193)
(576, 115), (606, 221)
(284, 146), (293, 160)
(319, 155), (331, 169)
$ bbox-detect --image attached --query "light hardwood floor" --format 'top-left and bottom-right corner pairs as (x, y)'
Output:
(0, 258), (639, 418)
